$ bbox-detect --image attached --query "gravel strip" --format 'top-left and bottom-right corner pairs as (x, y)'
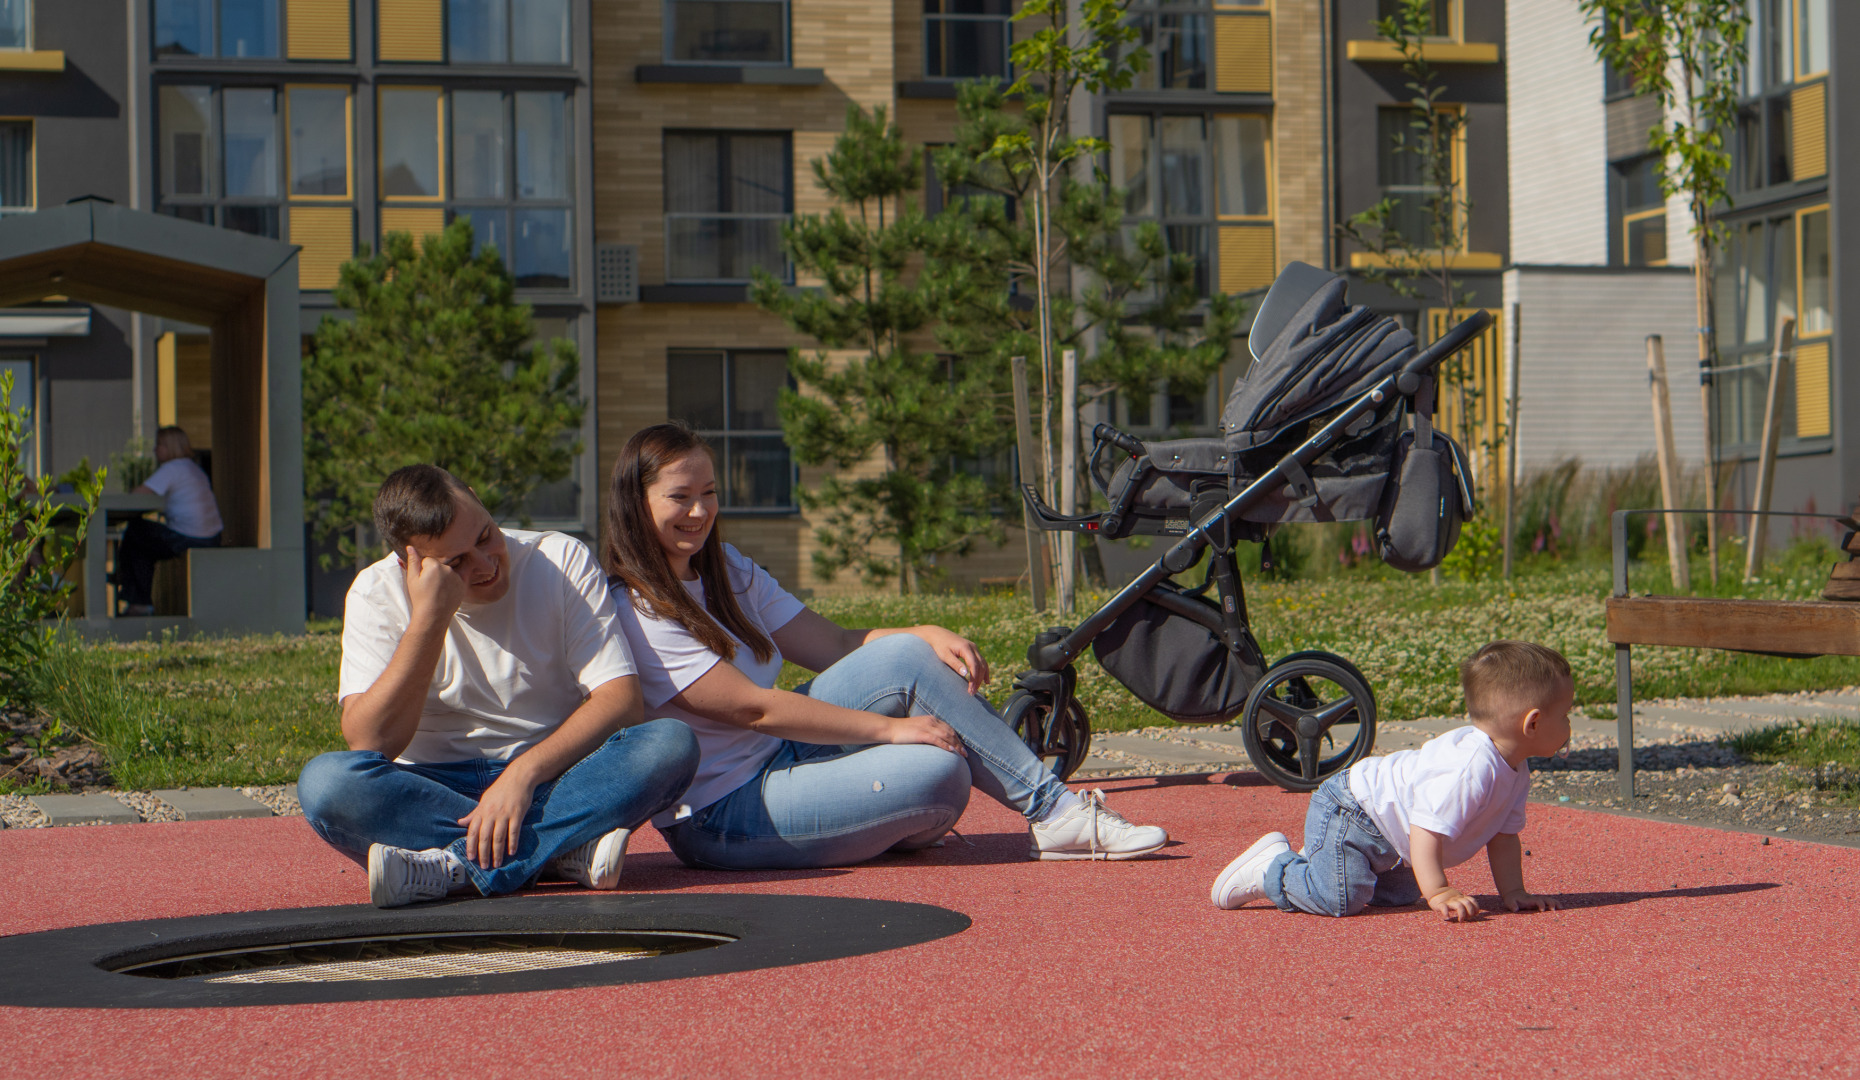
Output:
(0, 794), (48, 829)
(112, 791), (180, 824)
(239, 785), (302, 818)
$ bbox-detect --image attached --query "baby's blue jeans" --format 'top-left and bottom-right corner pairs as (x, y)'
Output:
(1263, 769), (1424, 917)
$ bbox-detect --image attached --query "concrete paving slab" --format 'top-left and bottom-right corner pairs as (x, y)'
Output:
(152, 788), (273, 821)
(26, 794), (139, 826)
(1094, 734), (1244, 767)
(1071, 756), (1127, 777)
(1671, 700), (1860, 723)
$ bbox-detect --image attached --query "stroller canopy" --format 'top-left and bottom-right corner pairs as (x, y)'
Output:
(1221, 264), (1415, 450)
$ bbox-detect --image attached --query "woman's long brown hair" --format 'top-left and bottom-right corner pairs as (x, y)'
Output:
(603, 422), (775, 664)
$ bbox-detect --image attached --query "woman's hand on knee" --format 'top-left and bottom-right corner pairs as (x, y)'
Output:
(907, 626), (990, 694)
(885, 714), (967, 757)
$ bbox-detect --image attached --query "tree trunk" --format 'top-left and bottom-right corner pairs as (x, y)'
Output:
(1695, 228), (1718, 585)
(1057, 348), (1078, 613)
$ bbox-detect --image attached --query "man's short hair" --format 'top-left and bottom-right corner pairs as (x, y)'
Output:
(1461, 640), (1572, 722)
(374, 465), (477, 556)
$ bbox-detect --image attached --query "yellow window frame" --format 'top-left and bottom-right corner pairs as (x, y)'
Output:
(1214, 112), (1272, 222)
(1794, 202), (1831, 338)
(1621, 205), (1667, 267)
(377, 85), (446, 203)
(1794, 0), (1828, 81)
(0, 116), (34, 212)
(284, 84), (355, 202)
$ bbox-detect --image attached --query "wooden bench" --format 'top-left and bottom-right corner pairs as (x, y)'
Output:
(1605, 509), (1860, 797)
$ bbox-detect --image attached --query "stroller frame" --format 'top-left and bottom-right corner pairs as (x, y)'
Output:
(1007, 307), (1493, 792)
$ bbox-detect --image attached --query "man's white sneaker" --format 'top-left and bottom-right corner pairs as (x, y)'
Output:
(367, 844), (470, 908)
(1211, 832), (1291, 909)
(549, 827), (631, 890)
(1028, 789), (1168, 860)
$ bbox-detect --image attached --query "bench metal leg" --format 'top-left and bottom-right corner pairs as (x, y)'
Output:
(1615, 643), (1634, 799)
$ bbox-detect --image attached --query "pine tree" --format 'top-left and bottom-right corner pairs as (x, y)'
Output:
(303, 219), (584, 566)
(752, 105), (1008, 594)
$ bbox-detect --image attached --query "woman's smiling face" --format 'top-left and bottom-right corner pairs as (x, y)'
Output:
(646, 449), (717, 579)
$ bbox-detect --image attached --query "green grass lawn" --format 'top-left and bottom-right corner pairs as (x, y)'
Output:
(10, 540), (1857, 793)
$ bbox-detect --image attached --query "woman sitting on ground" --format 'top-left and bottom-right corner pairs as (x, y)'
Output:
(116, 425), (222, 616)
(605, 422), (1168, 869)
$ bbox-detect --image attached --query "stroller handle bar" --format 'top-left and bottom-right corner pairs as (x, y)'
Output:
(1399, 309), (1493, 384)
(1093, 423), (1147, 457)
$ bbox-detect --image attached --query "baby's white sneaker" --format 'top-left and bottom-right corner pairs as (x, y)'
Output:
(1211, 832), (1291, 909)
(1028, 789), (1168, 860)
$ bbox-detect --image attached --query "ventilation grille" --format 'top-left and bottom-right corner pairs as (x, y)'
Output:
(596, 243), (639, 303)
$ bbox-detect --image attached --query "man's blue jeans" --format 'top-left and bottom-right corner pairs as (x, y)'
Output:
(298, 718), (699, 896)
(661, 634), (1074, 870)
(1263, 769), (1423, 917)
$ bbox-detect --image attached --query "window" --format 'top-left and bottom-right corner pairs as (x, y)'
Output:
(1110, 111), (1267, 297)
(664, 131), (790, 283)
(924, 0), (1010, 80)
(0, 358), (33, 476)
(437, 90), (574, 288)
(0, 0), (28, 50)
(287, 85), (351, 198)
(1798, 205), (1829, 335)
(1711, 210), (1832, 450)
(379, 88), (443, 199)
(666, 349), (794, 510)
(154, 0), (280, 59)
(1614, 155), (1665, 266)
(1124, 3), (1207, 91)
(1214, 113), (1269, 218)
(1376, 106), (1460, 247)
(666, 0), (787, 65)
(0, 121), (31, 217)
(447, 0), (571, 65)
(158, 84), (292, 235)
(1797, 0), (1828, 78)
(1376, 0), (1453, 38)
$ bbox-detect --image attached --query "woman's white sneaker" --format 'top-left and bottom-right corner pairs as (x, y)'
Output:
(1210, 832), (1291, 909)
(1028, 789), (1168, 860)
(367, 844), (470, 908)
(549, 827), (631, 890)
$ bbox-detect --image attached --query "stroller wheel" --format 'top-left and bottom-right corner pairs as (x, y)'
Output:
(1239, 652), (1377, 793)
(1003, 691), (1092, 782)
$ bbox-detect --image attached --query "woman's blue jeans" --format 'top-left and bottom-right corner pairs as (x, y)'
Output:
(1263, 769), (1423, 917)
(298, 717), (699, 896)
(661, 634), (1073, 870)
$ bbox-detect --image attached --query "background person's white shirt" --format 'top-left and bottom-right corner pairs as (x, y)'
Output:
(1349, 725), (1530, 868)
(611, 544), (805, 828)
(338, 530), (637, 764)
(142, 458), (223, 539)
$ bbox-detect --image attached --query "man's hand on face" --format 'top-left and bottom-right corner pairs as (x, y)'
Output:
(458, 771), (536, 870)
(404, 545), (467, 627)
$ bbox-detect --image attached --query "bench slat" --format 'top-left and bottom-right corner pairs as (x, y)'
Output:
(1605, 596), (1860, 656)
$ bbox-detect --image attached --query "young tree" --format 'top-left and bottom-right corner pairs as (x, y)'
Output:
(752, 105), (1009, 593)
(1579, 0), (1748, 583)
(939, 73), (1243, 611)
(0, 371), (103, 707)
(303, 220), (585, 566)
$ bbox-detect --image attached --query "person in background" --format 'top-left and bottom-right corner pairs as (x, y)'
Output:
(114, 425), (222, 616)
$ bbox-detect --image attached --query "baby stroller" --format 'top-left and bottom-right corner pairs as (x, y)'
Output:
(1007, 262), (1489, 792)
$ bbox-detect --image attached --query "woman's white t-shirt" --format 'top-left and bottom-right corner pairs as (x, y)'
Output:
(143, 457), (223, 539)
(1348, 725), (1530, 868)
(610, 544), (805, 827)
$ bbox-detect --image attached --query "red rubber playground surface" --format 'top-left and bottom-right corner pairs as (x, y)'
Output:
(3, 773), (1859, 1079)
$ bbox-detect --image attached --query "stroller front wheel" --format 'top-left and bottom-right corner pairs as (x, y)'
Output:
(1240, 652), (1377, 793)
(1003, 691), (1092, 782)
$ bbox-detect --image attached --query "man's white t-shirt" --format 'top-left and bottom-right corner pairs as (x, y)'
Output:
(339, 530), (637, 764)
(143, 458), (223, 539)
(1348, 725), (1530, 868)
(610, 544), (806, 828)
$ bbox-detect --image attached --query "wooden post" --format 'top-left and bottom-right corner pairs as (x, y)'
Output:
(1744, 317), (1795, 582)
(1647, 335), (1690, 592)
(1010, 355), (1048, 611)
(1502, 303), (1521, 579)
(1056, 347), (1079, 614)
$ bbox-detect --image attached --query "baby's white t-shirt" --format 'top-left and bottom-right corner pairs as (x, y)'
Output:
(610, 544), (806, 827)
(338, 530), (637, 764)
(1348, 725), (1530, 868)
(143, 457), (223, 539)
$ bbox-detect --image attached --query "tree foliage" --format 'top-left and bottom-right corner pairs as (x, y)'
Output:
(0, 371), (103, 708)
(302, 220), (584, 566)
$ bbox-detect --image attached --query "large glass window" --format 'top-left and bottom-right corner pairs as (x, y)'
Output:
(1124, 2), (1207, 91)
(1614, 155), (1666, 266)
(0, 0), (29, 50)
(667, 349), (795, 510)
(1376, 0), (1453, 38)
(154, 0), (279, 58)
(379, 88), (443, 199)
(664, 131), (790, 283)
(159, 84), (295, 236)
(1111, 111), (1267, 297)
(1712, 210), (1830, 450)
(447, 0), (571, 64)
(1376, 107), (1443, 246)
(287, 85), (351, 198)
(441, 90), (574, 288)
(0, 359), (33, 476)
(1214, 114), (1269, 218)
(1797, 0), (1828, 77)
(1799, 206), (1830, 335)
(666, 0), (787, 65)
(924, 0), (1010, 80)
(0, 121), (32, 217)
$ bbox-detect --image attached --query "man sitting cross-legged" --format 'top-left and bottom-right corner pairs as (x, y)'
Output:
(299, 465), (699, 908)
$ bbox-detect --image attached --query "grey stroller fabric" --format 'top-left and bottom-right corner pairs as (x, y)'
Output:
(1092, 598), (1257, 723)
(1102, 439), (1231, 512)
(1374, 398), (1471, 571)
(1220, 276), (1415, 450)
